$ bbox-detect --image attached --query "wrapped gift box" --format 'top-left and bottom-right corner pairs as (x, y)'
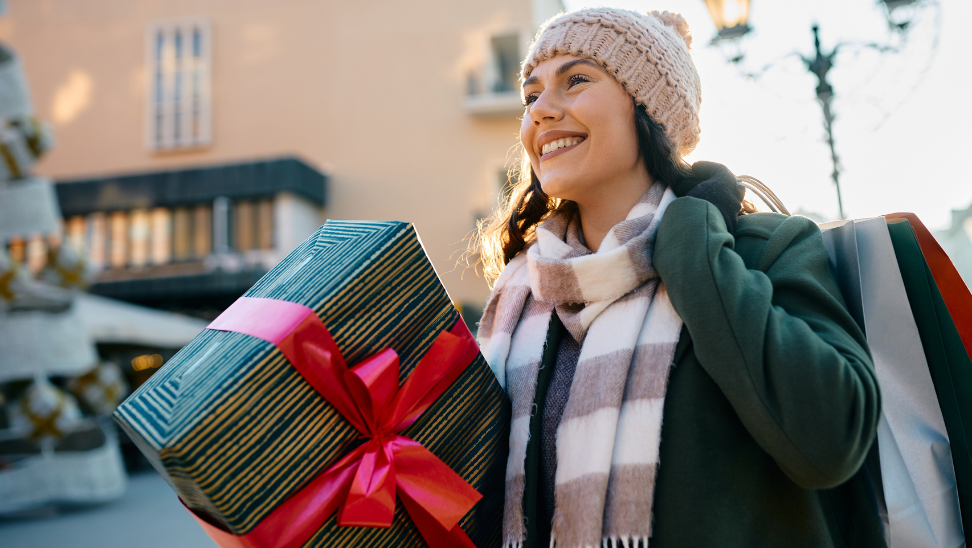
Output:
(114, 220), (510, 547)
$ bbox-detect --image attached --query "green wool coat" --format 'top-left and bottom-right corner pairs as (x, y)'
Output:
(521, 197), (887, 548)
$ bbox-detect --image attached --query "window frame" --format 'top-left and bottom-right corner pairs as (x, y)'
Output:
(144, 16), (212, 152)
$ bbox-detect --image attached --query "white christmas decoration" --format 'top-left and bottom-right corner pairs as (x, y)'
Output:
(8, 377), (83, 442)
(39, 242), (94, 290)
(68, 362), (128, 415)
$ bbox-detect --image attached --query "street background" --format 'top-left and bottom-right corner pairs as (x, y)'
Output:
(1, 0), (970, 546)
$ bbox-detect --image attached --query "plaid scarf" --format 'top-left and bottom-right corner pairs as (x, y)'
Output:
(479, 183), (683, 548)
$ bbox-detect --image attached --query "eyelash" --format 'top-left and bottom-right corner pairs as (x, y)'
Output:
(523, 74), (592, 106)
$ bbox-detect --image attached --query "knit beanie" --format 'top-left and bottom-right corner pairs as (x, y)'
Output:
(522, 8), (702, 156)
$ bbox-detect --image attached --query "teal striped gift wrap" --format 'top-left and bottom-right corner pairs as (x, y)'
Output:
(113, 221), (510, 548)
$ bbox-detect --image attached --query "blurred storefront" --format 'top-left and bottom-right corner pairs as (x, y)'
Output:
(1, 0), (563, 320)
(53, 157), (325, 318)
(936, 202), (972, 290)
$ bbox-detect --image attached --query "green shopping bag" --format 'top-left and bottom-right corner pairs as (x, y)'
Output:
(887, 218), (972, 540)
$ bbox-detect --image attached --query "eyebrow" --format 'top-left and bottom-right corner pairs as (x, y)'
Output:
(522, 58), (600, 88)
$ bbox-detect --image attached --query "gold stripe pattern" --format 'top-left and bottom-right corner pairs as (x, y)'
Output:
(115, 222), (510, 547)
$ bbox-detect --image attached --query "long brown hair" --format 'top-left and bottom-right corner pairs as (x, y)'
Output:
(473, 100), (693, 287)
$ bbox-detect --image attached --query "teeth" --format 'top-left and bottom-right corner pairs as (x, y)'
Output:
(542, 137), (584, 155)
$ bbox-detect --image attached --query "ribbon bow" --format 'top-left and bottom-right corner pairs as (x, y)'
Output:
(194, 297), (483, 548)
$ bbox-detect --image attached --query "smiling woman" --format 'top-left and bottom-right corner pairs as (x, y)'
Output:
(521, 56), (647, 252)
(474, 8), (884, 548)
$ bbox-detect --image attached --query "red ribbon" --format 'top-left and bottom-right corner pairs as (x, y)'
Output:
(885, 213), (972, 360)
(186, 297), (483, 548)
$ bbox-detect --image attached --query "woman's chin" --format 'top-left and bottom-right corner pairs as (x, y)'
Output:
(539, 173), (585, 202)
(538, 179), (573, 202)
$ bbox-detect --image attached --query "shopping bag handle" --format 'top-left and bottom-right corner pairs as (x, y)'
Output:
(737, 175), (791, 216)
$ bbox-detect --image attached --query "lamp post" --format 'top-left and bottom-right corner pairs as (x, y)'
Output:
(703, 0), (924, 219)
(802, 25), (845, 220)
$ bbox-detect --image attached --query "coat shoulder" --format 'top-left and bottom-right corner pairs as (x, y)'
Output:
(733, 212), (826, 274)
(734, 211), (819, 240)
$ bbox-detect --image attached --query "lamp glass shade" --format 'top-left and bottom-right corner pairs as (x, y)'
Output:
(882, 0), (915, 11)
(704, 0), (751, 31)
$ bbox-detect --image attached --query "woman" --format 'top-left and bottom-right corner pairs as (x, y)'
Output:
(475, 8), (884, 548)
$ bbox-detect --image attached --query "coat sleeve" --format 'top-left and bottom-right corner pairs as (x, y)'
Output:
(654, 196), (881, 489)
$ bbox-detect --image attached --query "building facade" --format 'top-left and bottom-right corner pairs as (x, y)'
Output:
(1, 0), (562, 318)
(936, 202), (972, 290)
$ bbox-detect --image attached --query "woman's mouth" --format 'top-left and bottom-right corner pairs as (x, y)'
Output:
(540, 137), (586, 161)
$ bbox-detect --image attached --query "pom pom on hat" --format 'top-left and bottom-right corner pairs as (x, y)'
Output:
(649, 10), (692, 48)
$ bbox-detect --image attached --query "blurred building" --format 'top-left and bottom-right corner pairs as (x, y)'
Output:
(0, 0), (562, 319)
(936, 202), (972, 290)
(55, 157), (325, 317)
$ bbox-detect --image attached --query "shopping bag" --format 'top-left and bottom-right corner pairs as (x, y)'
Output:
(886, 213), (972, 360)
(885, 216), (972, 540)
(820, 217), (964, 548)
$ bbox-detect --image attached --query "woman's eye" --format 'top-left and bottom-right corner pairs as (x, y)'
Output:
(567, 74), (590, 88)
(523, 94), (538, 106)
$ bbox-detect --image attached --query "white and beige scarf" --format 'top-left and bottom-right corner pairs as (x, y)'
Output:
(479, 183), (683, 548)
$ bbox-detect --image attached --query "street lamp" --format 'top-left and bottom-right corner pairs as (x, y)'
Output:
(702, 0), (933, 220)
(702, 1), (847, 218)
(703, 0), (751, 42)
(802, 25), (845, 220)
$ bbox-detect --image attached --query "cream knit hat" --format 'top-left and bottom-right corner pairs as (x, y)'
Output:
(522, 8), (702, 156)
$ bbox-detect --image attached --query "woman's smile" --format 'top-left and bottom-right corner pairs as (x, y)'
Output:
(537, 130), (588, 162)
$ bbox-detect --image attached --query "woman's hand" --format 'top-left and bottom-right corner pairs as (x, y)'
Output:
(668, 161), (745, 233)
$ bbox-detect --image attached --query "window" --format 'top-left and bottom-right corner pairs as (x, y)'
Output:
(213, 196), (230, 254)
(129, 209), (151, 267)
(66, 216), (86, 255)
(172, 207), (193, 261)
(146, 17), (212, 151)
(109, 212), (128, 268)
(490, 33), (520, 93)
(88, 213), (107, 270)
(462, 31), (525, 116)
(233, 199), (275, 252)
(150, 208), (172, 265)
(193, 205), (212, 257)
(256, 199), (274, 250)
(234, 200), (255, 252)
(171, 204), (213, 260)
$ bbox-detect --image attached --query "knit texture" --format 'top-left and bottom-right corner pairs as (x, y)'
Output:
(523, 8), (702, 156)
(479, 183), (684, 548)
(541, 327), (582, 525)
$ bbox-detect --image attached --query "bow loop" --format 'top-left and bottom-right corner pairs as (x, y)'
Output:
(387, 321), (480, 431)
(344, 349), (400, 435)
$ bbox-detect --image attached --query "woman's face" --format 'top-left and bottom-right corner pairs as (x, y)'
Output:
(520, 54), (645, 205)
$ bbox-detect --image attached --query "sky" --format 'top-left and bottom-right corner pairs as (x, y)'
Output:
(563, 0), (972, 229)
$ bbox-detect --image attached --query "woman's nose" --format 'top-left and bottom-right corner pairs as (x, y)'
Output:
(528, 91), (563, 125)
